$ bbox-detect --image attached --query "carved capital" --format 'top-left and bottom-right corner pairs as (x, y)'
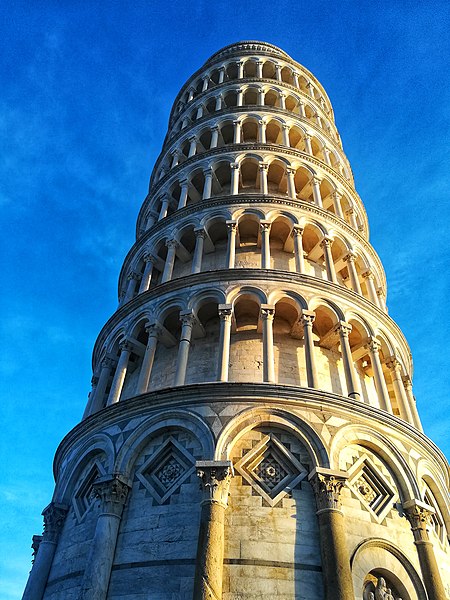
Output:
(42, 503), (68, 543)
(165, 239), (179, 250)
(218, 304), (233, 321)
(143, 252), (155, 264)
(180, 310), (196, 329)
(259, 162), (269, 172)
(119, 339), (133, 353)
(31, 535), (43, 564)
(93, 475), (130, 517)
(402, 374), (413, 391)
(101, 356), (116, 370)
(260, 304), (275, 320)
(230, 162), (240, 171)
(127, 271), (141, 282)
(308, 468), (348, 512)
(196, 461), (233, 508)
(362, 268), (375, 280)
(301, 309), (316, 327)
(320, 236), (333, 248)
(194, 227), (207, 239)
(385, 356), (402, 374)
(344, 251), (356, 263)
(403, 499), (435, 542)
(291, 224), (304, 237)
(226, 220), (237, 232)
(145, 322), (162, 339)
(366, 337), (381, 354)
(260, 221), (271, 233)
(336, 320), (352, 338)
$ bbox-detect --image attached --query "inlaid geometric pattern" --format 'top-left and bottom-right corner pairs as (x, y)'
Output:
(73, 462), (103, 521)
(136, 436), (196, 504)
(234, 433), (308, 507)
(347, 454), (397, 522)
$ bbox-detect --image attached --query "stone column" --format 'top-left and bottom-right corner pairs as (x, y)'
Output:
(291, 225), (305, 273)
(376, 288), (387, 312)
(336, 322), (360, 399)
(260, 305), (276, 383)
(308, 469), (354, 600)
(202, 168), (213, 200)
(279, 92), (286, 110)
(282, 124), (290, 146)
(78, 476), (130, 600)
(230, 163), (240, 195)
(171, 151), (180, 168)
(192, 228), (206, 273)
(193, 461), (233, 600)
(385, 357), (414, 424)
(275, 64), (282, 81)
(292, 71), (299, 88)
(365, 338), (392, 413)
(260, 221), (271, 268)
(286, 167), (296, 199)
(403, 500), (447, 600)
(307, 81), (315, 99)
(22, 503), (68, 600)
(161, 239), (179, 283)
(299, 101), (306, 117)
(188, 88), (195, 102)
(236, 88), (243, 107)
(188, 136), (197, 158)
(258, 119), (266, 143)
(362, 269), (379, 304)
(311, 176), (323, 207)
(304, 134), (313, 155)
(225, 221), (237, 268)
(320, 237), (337, 283)
(332, 192), (344, 219)
(158, 195), (170, 220)
(138, 254), (154, 293)
(344, 252), (361, 294)
(201, 75), (209, 92)
(301, 310), (318, 388)
(323, 148), (332, 166)
(107, 341), (132, 405)
(259, 162), (268, 195)
(233, 120), (241, 144)
(123, 272), (140, 303)
(346, 207), (358, 229)
(258, 88), (265, 105)
(218, 67), (225, 84)
(256, 60), (263, 78)
(174, 311), (196, 386)
(196, 105), (203, 119)
(237, 61), (244, 79)
(210, 126), (219, 148)
(402, 375), (423, 431)
(135, 323), (161, 394)
(215, 95), (222, 111)
(86, 357), (115, 416)
(217, 305), (232, 382)
(178, 179), (189, 209)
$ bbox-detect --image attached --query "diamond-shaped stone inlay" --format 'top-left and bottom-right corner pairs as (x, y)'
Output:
(235, 434), (308, 506)
(347, 454), (398, 522)
(73, 462), (104, 522)
(136, 436), (195, 504)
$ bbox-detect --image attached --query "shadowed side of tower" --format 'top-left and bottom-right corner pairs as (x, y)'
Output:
(23, 41), (450, 600)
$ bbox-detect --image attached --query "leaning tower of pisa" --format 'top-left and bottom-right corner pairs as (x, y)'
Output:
(23, 41), (449, 600)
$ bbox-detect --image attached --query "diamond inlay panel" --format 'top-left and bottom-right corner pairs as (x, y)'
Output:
(235, 433), (308, 506)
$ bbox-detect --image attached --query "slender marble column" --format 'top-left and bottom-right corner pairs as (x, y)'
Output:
(260, 305), (275, 383)
(218, 67), (225, 84)
(299, 101), (306, 117)
(258, 88), (265, 105)
(107, 341), (132, 405)
(376, 288), (386, 312)
(135, 323), (161, 394)
(311, 176), (323, 207)
(260, 221), (271, 268)
(78, 476), (130, 600)
(275, 64), (282, 81)
(402, 375), (423, 431)
(292, 71), (299, 88)
(385, 357), (414, 424)
(217, 305), (232, 381)
(86, 357), (115, 416)
(188, 88), (195, 102)
(279, 92), (286, 110)
(201, 75), (209, 92)
(258, 119), (266, 143)
(291, 225), (305, 273)
(256, 61), (263, 78)
(138, 254), (154, 293)
(304, 134), (313, 155)
(308, 469), (354, 600)
(346, 207), (358, 229)
(188, 136), (197, 158)
(215, 95), (222, 111)
(307, 81), (315, 99)
(23, 503), (68, 600)
(320, 237), (337, 283)
(192, 228), (206, 273)
(233, 120), (241, 143)
(225, 221), (237, 268)
(193, 461), (233, 600)
(286, 167), (296, 199)
(123, 272), (140, 303)
(301, 310), (318, 388)
(162, 239), (179, 283)
(236, 89), (243, 107)
(365, 338), (392, 413)
(210, 126), (219, 148)
(174, 311), (196, 386)
(332, 192), (344, 218)
(230, 163), (240, 195)
(344, 252), (361, 294)
(403, 500), (447, 600)
(323, 148), (332, 166)
(202, 168), (213, 200)
(336, 322), (360, 399)
(171, 151), (180, 168)
(237, 61), (244, 79)
(259, 163), (268, 195)
(158, 196), (169, 221)
(196, 105), (203, 119)
(362, 269), (379, 304)
(178, 180), (189, 209)
(282, 124), (290, 146)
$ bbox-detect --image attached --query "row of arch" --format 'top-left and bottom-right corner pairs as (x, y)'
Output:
(157, 116), (350, 183)
(175, 56), (330, 118)
(89, 289), (415, 428)
(126, 212), (383, 309)
(172, 83), (338, 144)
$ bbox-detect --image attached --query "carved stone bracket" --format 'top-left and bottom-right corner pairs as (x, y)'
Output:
(196, 460), (234, 508)
(42, 502), (69, 543)
(308, 468), (348, 513)
(93, 475), (130, 517)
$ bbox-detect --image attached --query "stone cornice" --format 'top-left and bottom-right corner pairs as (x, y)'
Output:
(95, 269), (405, 370)
(153, 107), (348, 189)
(53, 382), (449, 487)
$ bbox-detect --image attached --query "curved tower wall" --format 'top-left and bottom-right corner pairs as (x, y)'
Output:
(23, 41), (450, 600)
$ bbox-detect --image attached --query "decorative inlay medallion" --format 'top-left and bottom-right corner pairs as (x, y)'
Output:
(234, 433), (307, 506)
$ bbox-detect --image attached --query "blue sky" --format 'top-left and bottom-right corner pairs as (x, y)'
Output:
(1, 2), (449, 597)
